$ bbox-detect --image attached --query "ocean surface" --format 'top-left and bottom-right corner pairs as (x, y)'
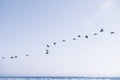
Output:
(0, 77), (120, 80)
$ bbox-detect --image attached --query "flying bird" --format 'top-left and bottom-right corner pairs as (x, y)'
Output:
(47, 44), (50, 47)
(110, 32), (115, 34)
(78, 35), (81, 37)
(46, 49), (49, 54)
(85, 35), (88, 39)
(73, 38), (76, 40)
(10, 56), (14, 59)
(100, 28), (104, 32)
(26, 54), (29, 56)
(94, 33), (97, 35)
(2, 57), (5, 59)
(62, 40), (66, 42)
(53, 42), (56, 46)
(15, 56), (17, 58)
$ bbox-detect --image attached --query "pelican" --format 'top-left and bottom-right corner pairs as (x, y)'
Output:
(78, 35), (81, 37)
(46, 49), (49, 54)
(26, 54), (29, 56)
(54, 42), (56, 46)
(2, 57), (5, 59)
(85, 35), (88, 39)
(100, 28), (104, 32)
(47, 44), (50, 47)
(62, 40), (66, 42)
(11, 56), (14, 59)
(15, 56), (17, 58)
(110, 32), (115, 34)
(94, 33), (97, 35)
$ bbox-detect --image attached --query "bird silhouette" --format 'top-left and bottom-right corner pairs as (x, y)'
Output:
(15, 56), (17, 58)
(2, 57), (5, 59)
(53, 42), (56, 46)
(26, 54), (29, 56)
(73, 38), (76, 40)
(110, 32), (115, 34)
(47, 44), (50, 47)
(62, 40), (66, 42)
(85, 35), (88, 39)
(78, 35), (81, 37)
(100, 28), (104, 32)
(10, 56), (14, 59)
(94, 33), (97, 35)
(46, 49), (49, 54)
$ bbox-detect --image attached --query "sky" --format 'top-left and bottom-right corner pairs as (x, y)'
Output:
(1, 0), (120, 77)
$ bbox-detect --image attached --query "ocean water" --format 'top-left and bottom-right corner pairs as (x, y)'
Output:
(0, 77), (120, 80)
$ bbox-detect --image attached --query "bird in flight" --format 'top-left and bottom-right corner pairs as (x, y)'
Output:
(2, 57), (5, 59)
(53, 42), (56, 46)
(110, 32), (115, 34)
(85, 35), (88, 39)
(94, 33), (97, 35)
(73, 38), (76, 40)
(26, 54), (29, 56)
(100, 28), (104, 32)
(10, 56), (14, 59)
(62, 40), (66, 42)
(47, 44), (50, 47)
(46, 49), (49, 54)
(15, 56), (17, 58)
(78, 35), (81, 37)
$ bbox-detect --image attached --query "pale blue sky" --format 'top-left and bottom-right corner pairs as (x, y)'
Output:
(1, 0), (120, 77)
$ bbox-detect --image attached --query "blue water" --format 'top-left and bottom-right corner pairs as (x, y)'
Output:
(0, 77), (120, 80)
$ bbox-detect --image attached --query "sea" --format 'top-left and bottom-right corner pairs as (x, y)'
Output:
(0, 77), (120, 80)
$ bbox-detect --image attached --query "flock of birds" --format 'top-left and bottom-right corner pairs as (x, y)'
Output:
(1, 28), (115, 60)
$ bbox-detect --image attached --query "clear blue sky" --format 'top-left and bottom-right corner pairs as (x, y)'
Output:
(1, 0), (120, 77)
